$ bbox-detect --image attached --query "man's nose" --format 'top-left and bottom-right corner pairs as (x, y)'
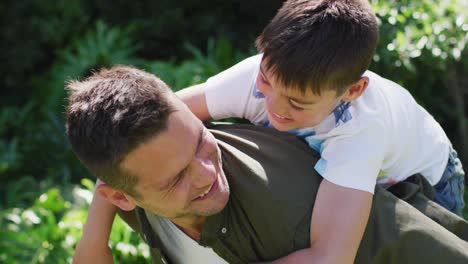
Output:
(190, 157), (216, 189)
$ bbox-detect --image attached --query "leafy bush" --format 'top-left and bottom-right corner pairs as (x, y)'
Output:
(89, 0), (282, 60)
(145, 37), (254, 91)
(0, 0), (282, 107)
(44, 20), (144, 112)
(0, 103), (85, 205)
(0, 0), (90, 106)
(0, 179), (149, 263)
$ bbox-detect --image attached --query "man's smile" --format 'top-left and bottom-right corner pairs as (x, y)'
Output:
(192, 176), (219, 202)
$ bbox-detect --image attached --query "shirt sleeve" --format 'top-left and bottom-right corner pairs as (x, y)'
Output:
(313, 121), (387, 194)
(205, 54), (267, 124)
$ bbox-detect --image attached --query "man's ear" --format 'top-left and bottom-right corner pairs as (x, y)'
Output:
(342, 77), (369, 102)
(96, 184), (137, 211)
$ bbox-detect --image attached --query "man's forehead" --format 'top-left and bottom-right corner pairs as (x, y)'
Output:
(122, 107), (203, 188)
(158, 127), (205, 192)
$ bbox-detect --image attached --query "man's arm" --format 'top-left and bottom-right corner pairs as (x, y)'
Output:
(176, 83), (212, 121)
(73, 180), (117, 264)
(267, 179), (372, 264)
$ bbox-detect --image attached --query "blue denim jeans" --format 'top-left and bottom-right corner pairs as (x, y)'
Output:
(433, 148), (465, 216)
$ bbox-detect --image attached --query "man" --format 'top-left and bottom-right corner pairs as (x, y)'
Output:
(68, 66), (468, 264)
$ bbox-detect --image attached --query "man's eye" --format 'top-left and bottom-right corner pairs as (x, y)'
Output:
(172, 168), (187, 187)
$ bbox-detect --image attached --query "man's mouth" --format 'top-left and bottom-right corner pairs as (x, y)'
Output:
(192, 177), (219, 201)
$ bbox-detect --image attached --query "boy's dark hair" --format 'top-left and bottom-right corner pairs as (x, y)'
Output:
(256, 0), (379, 95)
(66, 66), (174, 197)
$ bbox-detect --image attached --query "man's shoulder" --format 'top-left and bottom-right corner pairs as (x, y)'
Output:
(208, 123), (319, 157)
(209, 122), (320, 222)
(206, 123), (320, 260)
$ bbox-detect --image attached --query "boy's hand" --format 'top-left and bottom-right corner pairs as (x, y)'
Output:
(176, 83), (213, 121)
(307, 179), (372, 263)
(267, 179), (372, 264)
(73, 238), (113, 264)
(72, 179), (118, 264)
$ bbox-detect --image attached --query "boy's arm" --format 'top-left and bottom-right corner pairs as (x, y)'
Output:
(73, 180), (117, 264)
(177, 55), (263, 123)
(266, 179), (372, 264)
(176, 83), (213, 121)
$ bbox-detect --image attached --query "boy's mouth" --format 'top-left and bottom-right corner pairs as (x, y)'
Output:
(270, 112), (293, 124)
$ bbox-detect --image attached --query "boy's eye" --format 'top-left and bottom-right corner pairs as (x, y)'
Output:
(289, 100), (304, 111)
(291, 104), (304, 111)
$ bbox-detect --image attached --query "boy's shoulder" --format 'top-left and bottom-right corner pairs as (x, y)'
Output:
(361, 70), (416, 104)
(363, 70), (389, 88)
(363, 70), (408, 93)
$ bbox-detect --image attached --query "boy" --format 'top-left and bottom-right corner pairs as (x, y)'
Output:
(74, 0), (465, 263)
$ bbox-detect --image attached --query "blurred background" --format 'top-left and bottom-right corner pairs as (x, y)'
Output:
(0, 0), (466, 263)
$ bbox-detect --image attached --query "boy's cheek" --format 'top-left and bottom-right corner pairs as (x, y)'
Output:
(294, 113), (321, 127)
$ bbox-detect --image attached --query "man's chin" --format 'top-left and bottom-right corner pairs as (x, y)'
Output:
(197, 190), (230, 217)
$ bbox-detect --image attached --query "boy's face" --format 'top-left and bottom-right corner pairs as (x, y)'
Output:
(256, 62), (345, 131)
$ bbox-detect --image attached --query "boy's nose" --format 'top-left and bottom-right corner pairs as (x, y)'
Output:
(268, 92), (289, 116)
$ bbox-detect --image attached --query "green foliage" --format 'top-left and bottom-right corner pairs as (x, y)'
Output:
(0, 101), (88, 204)
(0, 0), (90, 105)
(146, 37), (254, 90)
(45, 20), (144, 112)
(88, 0), (281, 60)
(373, 0), (466, 69)
(0, 179), (149, 263)
(1, 0), (282, 106)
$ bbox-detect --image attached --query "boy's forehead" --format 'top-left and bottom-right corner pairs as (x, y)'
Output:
(280, 83), (341, 106)
(263, 77), (335, 103)
(259, 56), (343, 99)
(260, 60), (312, 93)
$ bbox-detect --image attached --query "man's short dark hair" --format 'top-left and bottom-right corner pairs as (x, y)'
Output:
(66, 66), (174, 197)
(256, 0), (379, 95)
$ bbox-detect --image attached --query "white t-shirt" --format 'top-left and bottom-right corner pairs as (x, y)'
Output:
(205, 54), (450, 193)
(145, 212), (229, 264)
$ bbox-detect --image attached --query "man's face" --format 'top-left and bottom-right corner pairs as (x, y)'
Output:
(256, 60), (345, 131)
(120, 95), (230, 222)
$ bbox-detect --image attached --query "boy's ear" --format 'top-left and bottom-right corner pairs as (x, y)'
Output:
(342, 77), (369, 102)
(96, 184), (137, 211)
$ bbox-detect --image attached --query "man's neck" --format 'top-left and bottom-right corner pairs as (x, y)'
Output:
(171, 216), (207, 241)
